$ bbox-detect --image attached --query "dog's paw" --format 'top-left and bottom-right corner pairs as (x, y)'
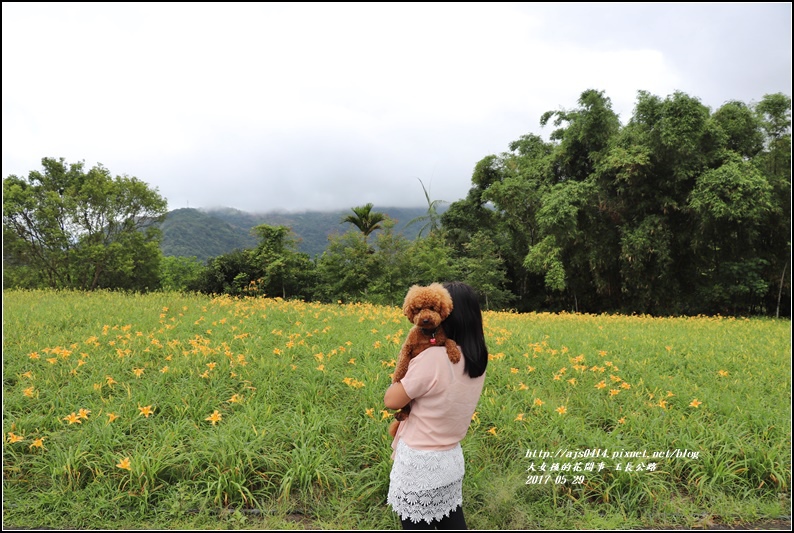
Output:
(445, 341), (462, 363)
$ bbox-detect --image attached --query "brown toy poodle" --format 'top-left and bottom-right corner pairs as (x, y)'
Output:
(388, 282), (462, 437)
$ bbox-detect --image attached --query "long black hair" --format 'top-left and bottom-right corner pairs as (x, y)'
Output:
(442, 281), (488, 378)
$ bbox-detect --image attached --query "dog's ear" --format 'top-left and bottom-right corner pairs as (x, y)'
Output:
(403, 284), (422, 318)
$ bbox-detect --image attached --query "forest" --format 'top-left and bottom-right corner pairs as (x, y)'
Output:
(3, 89), (791, 317)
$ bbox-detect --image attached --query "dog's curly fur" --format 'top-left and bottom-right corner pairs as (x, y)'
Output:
(388, 283), (461, 437)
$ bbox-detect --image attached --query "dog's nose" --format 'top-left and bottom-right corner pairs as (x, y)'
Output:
(421, 318), (431, 324)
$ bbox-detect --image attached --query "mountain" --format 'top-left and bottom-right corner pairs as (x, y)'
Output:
(158, 206), (443, 262)
(158, 208), (259, 262)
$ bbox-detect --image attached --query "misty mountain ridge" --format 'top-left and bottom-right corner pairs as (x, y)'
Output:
(159, 205), (443, 262)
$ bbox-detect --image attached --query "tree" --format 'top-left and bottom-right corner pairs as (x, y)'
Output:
(3, 157), (168, 291)
(340, 203), (386, 239)
(407, 231), (461, 287)
(754, 93), (791, 317)
(249, 224), (314, 299)
(314, 231), (374, 302)
(462, 231), (515, 310)
(190, 249), (259, 296)
(159, 256), (205, 292)
(367, 218), (414, 306)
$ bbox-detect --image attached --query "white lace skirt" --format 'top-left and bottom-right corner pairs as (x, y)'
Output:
(387, 440), (465, 524)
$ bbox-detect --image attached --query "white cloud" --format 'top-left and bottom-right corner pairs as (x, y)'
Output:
(3, 2), (790, 213)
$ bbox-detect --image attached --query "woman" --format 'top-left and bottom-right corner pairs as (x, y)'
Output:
(384, 281), (489, 530)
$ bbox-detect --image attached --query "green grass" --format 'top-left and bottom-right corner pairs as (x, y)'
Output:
(3, 289), (791, 529)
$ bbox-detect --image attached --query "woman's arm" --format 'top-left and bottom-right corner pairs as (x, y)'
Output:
(384, 382), (411, 410)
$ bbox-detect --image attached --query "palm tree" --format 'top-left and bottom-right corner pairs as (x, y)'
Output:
(341, 203), (386, 239)
(406, 178), (445, 238)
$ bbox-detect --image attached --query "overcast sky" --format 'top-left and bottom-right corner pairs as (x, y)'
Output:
(3, 2), (791, 214)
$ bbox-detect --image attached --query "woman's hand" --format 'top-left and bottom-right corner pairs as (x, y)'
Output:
(384, 382), (411, 410)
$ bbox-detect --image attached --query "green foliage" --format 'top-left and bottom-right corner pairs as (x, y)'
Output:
(159, 256), (205, 292)
(3, 157), (168, 292)
(340, 203), (387, 239)
(462, 231), (515, 310)
(405, 178), (446, 237)
(524, 236), (567, 293)
(314, 231), (373, 302)
(446, 89), (791, 316)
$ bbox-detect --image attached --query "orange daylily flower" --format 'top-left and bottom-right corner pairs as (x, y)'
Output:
(205, 410), (222, 425)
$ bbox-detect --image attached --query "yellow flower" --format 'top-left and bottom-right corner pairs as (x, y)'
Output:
(556, 406), (567, 415)
(316, 364), (325, 372)
(206, 362), (217, 370)
(595, 380), (607, 389)
(609, 389), (620, 396)
(689, 398), (703, 408)
(78, 408), (91, 420)
(107, 412), (119, 423)
(567, 378), (577, 386)
(510, 368), (519, 374)
(365, 408), (375, 418)
(138, 405), (154, 418)
(717, 370), (729, 377)
(620, 382), (631, 389)
(116, 457), (132, 470)
(205, 410), (222, 425)
(515, 413), (525, 421)
(618, 417), (626, 424)
(23, 386), (35, 398)
(518, 382), (529, 390)
(471, 412), (479, 422)
(63, 412), (82, 424)
(29, 437), (45, 450)
(487, 427), (497, 435)
(349, 358), (356, 364)
(28, 352), (40, 360)
(133, 368), (144, 378)
(533, 398), (544, 407)
(658, 399), (668, 409)
(228, 394), (242, 404)
(7, 432), (24, 444)
(381, 410), (392, 420)
(160, 366), (169, 374)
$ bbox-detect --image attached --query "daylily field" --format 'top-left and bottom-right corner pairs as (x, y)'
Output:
(2, 289), (791, 529)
